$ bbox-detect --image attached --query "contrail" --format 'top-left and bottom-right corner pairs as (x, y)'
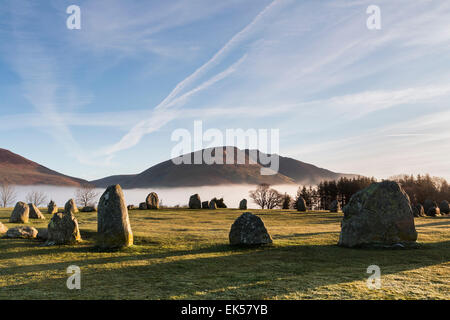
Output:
(101, 0), (283, 156)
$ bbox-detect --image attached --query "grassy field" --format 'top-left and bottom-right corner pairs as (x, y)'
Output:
(0, 207), (448, 300)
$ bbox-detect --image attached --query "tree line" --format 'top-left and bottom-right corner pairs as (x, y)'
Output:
(249, 174), (450, 210)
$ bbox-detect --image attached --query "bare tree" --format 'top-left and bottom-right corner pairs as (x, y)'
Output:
(75, 184), (99, 207)
(0, 182), (17, 208)
(249, 184), (283, 209)
(25, 190), (48, 207)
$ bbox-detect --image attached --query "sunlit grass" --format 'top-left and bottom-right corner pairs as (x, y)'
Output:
(0, 207), (448, 299)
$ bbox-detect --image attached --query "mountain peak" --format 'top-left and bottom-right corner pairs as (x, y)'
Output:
(0, 148), (88, 186)
(91, 146), (357, 188)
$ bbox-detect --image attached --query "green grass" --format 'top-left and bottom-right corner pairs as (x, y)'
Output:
(0, 208), (448, 300)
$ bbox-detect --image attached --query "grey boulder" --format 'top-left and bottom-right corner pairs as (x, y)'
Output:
(189, 194), (202, 209)
(338, 181), (417, 248)
(6, 226), (38, 239)
(146, 192), (159, 210)
(29, 203), (45, 219)
(296, 197), (307, 212)
(229, 212), (273, 245)
(10, 202), (29, 223)
(239, 199), (247, 210)
(46, 212), (82, 245)
(64, 199), (79, 214)
(439, 200), (449, 215)
(47, 200), (58, 214)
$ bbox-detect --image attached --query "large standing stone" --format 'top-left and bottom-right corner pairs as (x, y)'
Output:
(0, 222), (8, 234)
(202, 201), (209, 209)
(413, 204), (425, 217)
(330, 200), (340, 213)
(47, 200), (58, 214)
(189, 194), (202, 209)
(209, 199), (217, 210)
(239, 199), (247, 210)
(439, 200), (449, 215)
(229, 212), (273, 245)
(146, 192), (159, 210)
(427, 206), (441, 217)
(6, 226), (38, 239)
(424, 199), (437, 215)
(46, 212), (82, 245)
(64, 199), (79, 214)
(296, 197), (307, 212)
(29, 203), (45, 219)
(338, 181), (417, 248)
(97, 185), (133, 249)
(10, 202), (29, 223)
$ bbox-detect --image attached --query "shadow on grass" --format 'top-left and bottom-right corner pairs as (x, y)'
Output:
(416, 219), (450, 228)
(273, 231), (339, 240)
(1, 240), (449, 299)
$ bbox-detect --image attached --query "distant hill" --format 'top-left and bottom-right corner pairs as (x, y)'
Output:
(91, 147), (357, 188)
(0, 148), (89, 187)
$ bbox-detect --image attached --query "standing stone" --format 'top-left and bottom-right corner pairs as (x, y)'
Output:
(202, 201), (209, 209)
(6, 226), (38, 239)
(29, 203), (45, 219)
(330, 200), (340, 213)
(10, 202), (29, 223)
(216, 198), (227, 208)
(64, 199), (79, 214)
(0, 222), (8, 234)
(47, 200), (58, 214)
(338, 181), (417, 248)
(424, 199), (437, 215)
(209, 199), (217, 210)
(296, 197), (307, 212)
(37, 228), (48, 241)
(139, 202), (148, 210)
(439, 200), (449, 215)
(189, 194), (202, 209)
(427, 206), (441, 217)
(239, 199), (247, 210)
(46, 212), (82, 245)
(97, 185), (133, 249)
(229, 212), (273, 245)
(146, 192), (159, 210)
(413, 204), (425, 217)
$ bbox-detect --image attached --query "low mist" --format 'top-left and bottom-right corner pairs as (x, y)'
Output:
(12, 184), (302, 209)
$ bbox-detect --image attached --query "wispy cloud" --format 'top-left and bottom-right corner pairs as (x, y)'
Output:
(99, 0), (283, 157)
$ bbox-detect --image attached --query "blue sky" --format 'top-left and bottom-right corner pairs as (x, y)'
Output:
(1, 0), (450, 181)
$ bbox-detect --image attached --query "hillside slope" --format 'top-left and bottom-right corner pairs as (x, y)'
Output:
(0, 148), (89, 186)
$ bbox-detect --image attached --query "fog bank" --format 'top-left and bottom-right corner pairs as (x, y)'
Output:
(12, 184), (301, 209)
